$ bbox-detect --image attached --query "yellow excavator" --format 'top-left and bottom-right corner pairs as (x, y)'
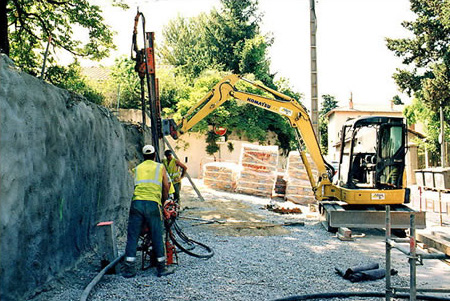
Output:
(163, 74), (425, 231)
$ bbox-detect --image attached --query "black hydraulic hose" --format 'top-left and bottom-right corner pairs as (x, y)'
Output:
(169, 230), (214, 259)
(167, 219), (214, 259)
(172, 221), (214, 258)
(173, 221), (191, 242)
(274, 291), (450, 301)
(80, 253), (125, 301)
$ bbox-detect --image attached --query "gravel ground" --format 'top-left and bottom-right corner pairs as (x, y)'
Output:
(29, 179), (450, 301)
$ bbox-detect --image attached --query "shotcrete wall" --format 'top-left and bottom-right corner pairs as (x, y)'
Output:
(0, 55), (143, 300)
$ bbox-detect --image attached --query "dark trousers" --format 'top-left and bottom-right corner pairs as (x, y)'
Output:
(124, 200), (165, 262)
(174, 182), (181, 202)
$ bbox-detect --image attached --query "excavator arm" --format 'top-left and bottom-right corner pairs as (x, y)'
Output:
(170, 74), (335, 200)
(164, 73), (409, 206)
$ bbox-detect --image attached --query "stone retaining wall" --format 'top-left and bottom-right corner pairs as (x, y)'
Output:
(0, 55), (144, 300)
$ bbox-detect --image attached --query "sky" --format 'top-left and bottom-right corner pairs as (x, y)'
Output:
(75, 0), (416, 110)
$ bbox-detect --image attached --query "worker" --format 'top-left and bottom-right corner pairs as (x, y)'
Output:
(122, 145), (175, 278)
(162, 150), (187, 204)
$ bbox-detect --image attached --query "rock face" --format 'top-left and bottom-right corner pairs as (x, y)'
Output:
(0, 55), (143, 300)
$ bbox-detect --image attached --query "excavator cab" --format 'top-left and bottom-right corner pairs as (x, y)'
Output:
(337, 116), (407, 192)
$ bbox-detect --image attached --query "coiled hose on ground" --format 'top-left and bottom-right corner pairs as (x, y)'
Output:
(166, 217), (214, 259)
(274, 291), (450, 300)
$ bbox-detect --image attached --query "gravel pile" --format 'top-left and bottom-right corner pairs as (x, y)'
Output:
(29, 181), (449, 301)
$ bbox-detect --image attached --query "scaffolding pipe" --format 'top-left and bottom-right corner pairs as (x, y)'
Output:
(386, 205), (392, 301)
(410, 213), (417, 300)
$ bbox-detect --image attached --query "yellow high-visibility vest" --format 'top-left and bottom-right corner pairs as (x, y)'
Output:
(165, 170), (176, 195)
(132, 160), (163, 205)
(169, 179), (175, 195)
(163, 158), (181, 183)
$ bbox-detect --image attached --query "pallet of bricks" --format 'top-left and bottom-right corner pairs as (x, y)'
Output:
(285, 151), (318, 204)
(203, 162), (239, 192)
(236, 144), (279, 198)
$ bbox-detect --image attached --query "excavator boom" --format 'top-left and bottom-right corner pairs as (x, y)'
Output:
(174, 75), (332, 197)
(164, 74), (408, 206)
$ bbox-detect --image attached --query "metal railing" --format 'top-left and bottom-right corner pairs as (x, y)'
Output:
(385, 205), (450, 300)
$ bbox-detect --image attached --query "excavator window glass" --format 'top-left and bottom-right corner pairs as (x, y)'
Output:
(380, 126), (403, 159)
(338, 125), (353, 185)
(348, 126), (377, 188)
(378, 125), (405, 188)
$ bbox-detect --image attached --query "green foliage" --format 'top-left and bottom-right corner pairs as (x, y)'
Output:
(386, 0), (450, 161)
(392, 95), (404, 105)
(159, 14), (216, 81)
(158, 68), (303, 153)
(386, 0), (450, 107)
(239, 35), (273, 84)
(84, 71), (117, 108)
(206, 0), (264, 74)
(157, 0), (302, 153)
(274, 77), (303, 100)
(158, 69), (192, 116)
(404, 98), (449, 165)
(319, 94), (338, 155)
(422, 63), (450, 112)
(5, 0), (116, 76)
(158, 0), (273, 84)
(320, 95), (338, 116)
(110, 56), (196, 113)
(46, 63), (104, 105)
(110, 56), (141, 109)
(205, 130), (220, 155)
(173, 70), (226, 132)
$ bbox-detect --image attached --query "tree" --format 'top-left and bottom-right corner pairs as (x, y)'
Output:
(110, 57), (141, 109)
(158, 13), (216, 81)
(2, 0), (117, 75)
(386, 0), (450, 163)
(158, 0), (301, 154)
(319, 94), (338, 155)
(45, 63), (104, 105)
(386, 0), (450, 110)
(158, 0), (274, 85)
(205, 0), (273, 84)
(404, 98), (445, 166)
(110, 56), (193, 113)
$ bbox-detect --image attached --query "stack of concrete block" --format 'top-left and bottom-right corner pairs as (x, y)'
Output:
(236, 144), (279, 198)
(284, 151), (318, 204)
(203, 162), (239, 192)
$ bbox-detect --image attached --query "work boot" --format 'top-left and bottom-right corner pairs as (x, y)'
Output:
(122, 260), (136, 278)
(157, 262), (176, 277)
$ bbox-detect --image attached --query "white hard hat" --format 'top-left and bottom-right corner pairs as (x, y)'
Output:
(142, 145), (155, 155)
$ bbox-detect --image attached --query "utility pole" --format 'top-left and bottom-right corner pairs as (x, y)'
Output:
(310, 0), (319, 138)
